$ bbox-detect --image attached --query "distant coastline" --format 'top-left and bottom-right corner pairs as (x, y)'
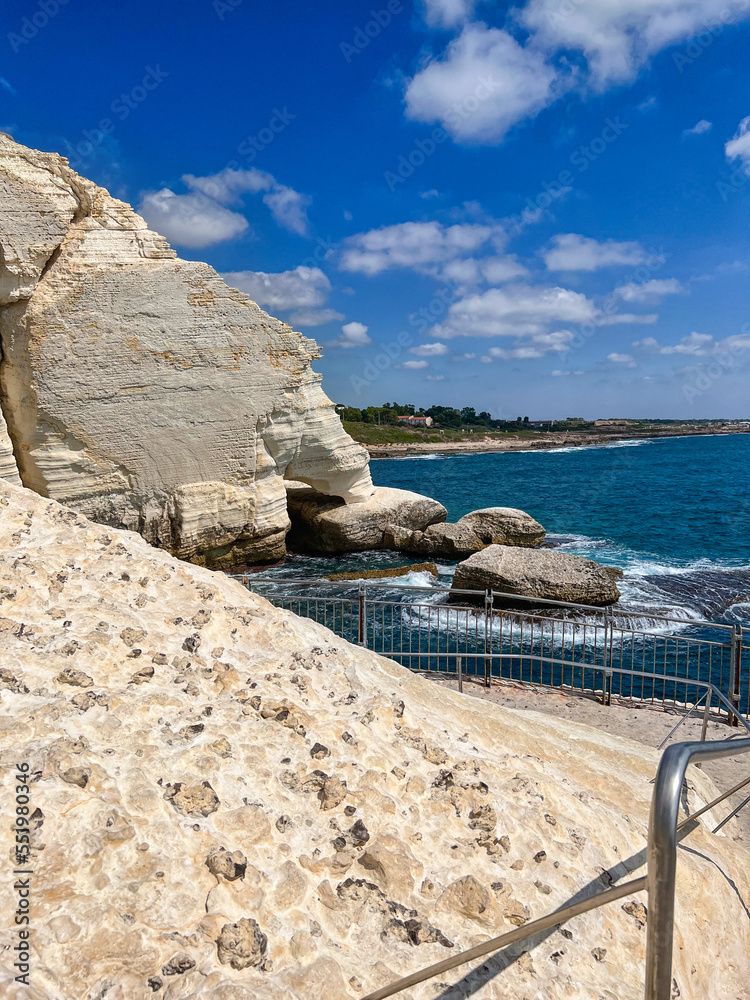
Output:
(360, 424), (750, 458)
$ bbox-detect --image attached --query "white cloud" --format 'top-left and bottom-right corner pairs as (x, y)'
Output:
(726, 115), (750, 175)
(410, 342), (449, 356)
(138, 189), (249, 248)
(480, 254), (528, 283)
(608, 352), (637, 366)
(544, 234), (651, 271)
(431, 284), (597, 339)
(614, 278), (685, 302)
(327, 321), (373, 349)
(185, 167), (310, 236)
(405, 24), (561, 143)
(426, 374), (446, 380)
(395, 359), (430, 369)
(598, 312), (658, 325)
(419, 189), (440, 199)
(634, 331), (714, 355)
(683, 119), (712, 136)
(521, 0), (750, 87)
(222, 266), (344, 327)
(288, 308), (345, 327)
(404, 2), (750, 148)
(484, 330), (574, 360)
(422, 0), (484, 28)
(138, 167), (311, 247)
(454, 352), (476, 360)
(340, 220), (504, 277)
(223, 266), (330, 310)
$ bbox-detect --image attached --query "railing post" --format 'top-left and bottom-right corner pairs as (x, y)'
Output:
(602, 608), (613, 706)
(358, 582), (367, 647)
(484, 590), (493, 688)
(457, 655), (463, 693)
(731, 626), (743, 726)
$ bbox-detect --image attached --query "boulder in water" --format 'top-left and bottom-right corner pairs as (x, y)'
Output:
(286, 483), (446, 554)
(452, 544), (621, 606)
(385, 507), (545, 557)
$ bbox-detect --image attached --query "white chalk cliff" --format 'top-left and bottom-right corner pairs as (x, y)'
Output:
(0, 133), (374, 566)
(1, 480), (750, 1000)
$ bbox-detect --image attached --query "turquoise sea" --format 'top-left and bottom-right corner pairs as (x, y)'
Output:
(267, 434), (750, 628)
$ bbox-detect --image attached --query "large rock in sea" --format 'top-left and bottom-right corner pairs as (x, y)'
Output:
(452, 544), (621, 605)
(385, 506), (546, 557)
(286, 483), (447, 553)
(1, 480), (748, 999)
(0, 133), (374, 567)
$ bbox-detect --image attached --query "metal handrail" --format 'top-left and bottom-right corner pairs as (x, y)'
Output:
(360, 876), (648, 1000)
(646, 738), (750, 998)
(359, 738), (750, 1000)
(239, 575), (738, 632)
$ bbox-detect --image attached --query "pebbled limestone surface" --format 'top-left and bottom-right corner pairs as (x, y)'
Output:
(0, 480), (748, 1000)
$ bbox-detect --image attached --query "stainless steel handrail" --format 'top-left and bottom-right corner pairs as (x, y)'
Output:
(360, 876), (648, 1000)
(646, 738), (750, 998)
(358, 738), (750, 1000)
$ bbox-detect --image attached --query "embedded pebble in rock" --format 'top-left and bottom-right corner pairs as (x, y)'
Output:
(0, 480), (749, 1000)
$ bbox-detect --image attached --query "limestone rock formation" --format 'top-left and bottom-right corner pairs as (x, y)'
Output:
(286, 483), (447, 553)
(1, 480), (749, 1000)
(384, 506), (546, 558)
(0, 133), (373, 567)
(452, 544), (622, 605)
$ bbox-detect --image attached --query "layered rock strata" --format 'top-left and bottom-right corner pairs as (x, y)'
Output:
(1, 480), (748, 1000)
(286, 483), (447, 554)
(385, 506), (546, 558)
(0, 133), (373, 567)
(452, 545), (622, 605)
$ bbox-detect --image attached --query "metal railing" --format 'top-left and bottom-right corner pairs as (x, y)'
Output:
(357, 736), (750, 1000)
(236, 575), (750, 997)
(238, 576), (747, 719)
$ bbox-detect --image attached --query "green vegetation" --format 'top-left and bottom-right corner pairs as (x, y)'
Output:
(337, 401), (538, 430)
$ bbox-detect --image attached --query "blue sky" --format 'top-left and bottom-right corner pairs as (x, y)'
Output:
(3, 0), (750, 418)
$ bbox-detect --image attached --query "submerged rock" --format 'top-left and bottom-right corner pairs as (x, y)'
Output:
(385, 506), (546, 557)
(452, 544), (621, 606)
(286, 484), (446, 554)
(326, 561), (439, 581)
(0, 480), (745, 1000)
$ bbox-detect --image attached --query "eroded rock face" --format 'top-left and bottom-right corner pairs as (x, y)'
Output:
(0, 133), (373, 567)
(286, 483), (447, 554)
(452, 544), (621, 605)
(385, 506), (546, 558)
(0, 481), (748, 1000)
